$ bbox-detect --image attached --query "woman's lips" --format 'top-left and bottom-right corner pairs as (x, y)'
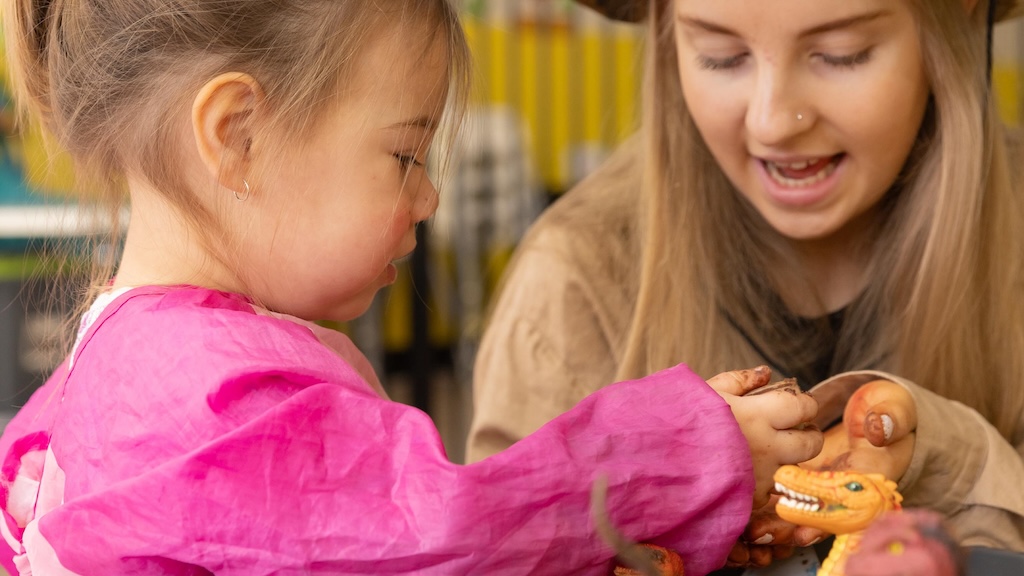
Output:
(756, 154), (846, 207)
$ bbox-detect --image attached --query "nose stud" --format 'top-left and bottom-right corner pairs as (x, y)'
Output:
(796, 113), (804, 121)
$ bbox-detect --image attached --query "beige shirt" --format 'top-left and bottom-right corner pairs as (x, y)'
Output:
(467, 137), (1024, 551)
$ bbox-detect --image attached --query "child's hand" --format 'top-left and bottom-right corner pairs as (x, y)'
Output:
(706, 367), (823, 509)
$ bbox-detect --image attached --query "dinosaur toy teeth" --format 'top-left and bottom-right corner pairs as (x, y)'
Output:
(775, 482), (820, 503)
(775, 482), (824, 512)
(775, 482), (824, 513)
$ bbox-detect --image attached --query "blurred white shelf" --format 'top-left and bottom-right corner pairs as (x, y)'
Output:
(0, 205), (114, 239)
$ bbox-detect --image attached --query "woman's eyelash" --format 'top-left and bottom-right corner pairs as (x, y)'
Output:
(697, 48), (874, 71)
(820, 48), (873, 68)
(697, 53), (748, 71)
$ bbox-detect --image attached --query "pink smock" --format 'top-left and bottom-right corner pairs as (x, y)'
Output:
(0, 286), (753, 575)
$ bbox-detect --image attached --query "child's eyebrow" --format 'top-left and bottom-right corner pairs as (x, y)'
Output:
(386, 115), (439, 131)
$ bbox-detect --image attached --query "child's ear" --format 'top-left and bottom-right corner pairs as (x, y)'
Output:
(191, 73), (263, 196)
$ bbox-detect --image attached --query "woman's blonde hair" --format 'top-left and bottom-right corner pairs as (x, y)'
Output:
(618, 0), (1024, 441)
(1, 0), (469, 333)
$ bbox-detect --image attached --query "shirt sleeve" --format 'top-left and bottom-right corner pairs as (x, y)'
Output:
(810, 370), (1024, 552)
(467, 137), (643, 465)
(467, 243), (623, 463)
(38, 363), (754, 576)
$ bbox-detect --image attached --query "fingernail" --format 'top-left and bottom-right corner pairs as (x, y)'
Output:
(881, 414), (894, 441)
(753, 534), (773, 545)
(806, 537), (822, 546)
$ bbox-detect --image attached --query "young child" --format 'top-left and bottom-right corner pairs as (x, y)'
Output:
(0, 1), (822, 574)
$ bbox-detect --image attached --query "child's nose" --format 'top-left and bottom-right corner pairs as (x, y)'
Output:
(413, 179), (439, 223)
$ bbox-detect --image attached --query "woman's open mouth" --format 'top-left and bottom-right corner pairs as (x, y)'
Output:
(763, 154), (844, 188)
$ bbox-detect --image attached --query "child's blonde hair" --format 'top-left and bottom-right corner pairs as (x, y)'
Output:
(2, 0), (469, 324)
(618, 0), (1024, 441)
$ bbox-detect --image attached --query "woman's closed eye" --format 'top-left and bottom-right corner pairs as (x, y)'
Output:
(817, 48), (874, 69)
(697, 52), (749, 71)
(697, 47), (874, 72)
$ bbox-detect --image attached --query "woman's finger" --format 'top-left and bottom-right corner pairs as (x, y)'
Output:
(745, 515), (798, 546)
(748, 545), (773, 567)
(861, 400), (916, 447)
(772, 545), (795, 560)
(800, 424), (849, 470)
(726, 540), (750, 567)
(843, 380), (917, 446)
(793, 526), (829, 548)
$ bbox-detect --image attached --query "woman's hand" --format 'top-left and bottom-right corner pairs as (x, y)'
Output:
(717, 377), (917, 568)
(724, 494), (830, 568)
(803, 379), (917, 481)
(706, 367), (823, 510)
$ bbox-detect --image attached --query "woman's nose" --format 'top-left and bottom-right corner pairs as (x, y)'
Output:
(745, 65), (809, 146)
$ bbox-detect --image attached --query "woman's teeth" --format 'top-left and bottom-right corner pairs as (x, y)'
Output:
(765, 157), (839, 187)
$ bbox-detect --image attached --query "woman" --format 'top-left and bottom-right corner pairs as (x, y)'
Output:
(468, 0), (1024, 569)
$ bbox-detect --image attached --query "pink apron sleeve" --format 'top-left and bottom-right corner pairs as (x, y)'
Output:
(37, 363), (752, 576)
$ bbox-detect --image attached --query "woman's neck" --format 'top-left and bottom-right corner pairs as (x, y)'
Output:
(777, 212), (878, 317)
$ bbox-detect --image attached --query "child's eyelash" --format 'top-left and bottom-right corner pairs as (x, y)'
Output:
(394, 154), (423, 169)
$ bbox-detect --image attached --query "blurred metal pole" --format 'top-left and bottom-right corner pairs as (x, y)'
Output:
(411, 224), (432, 413)
(349, 297), (385, 382)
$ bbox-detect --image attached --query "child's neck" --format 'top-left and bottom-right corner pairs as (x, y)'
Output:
(115, 184), (244, 295)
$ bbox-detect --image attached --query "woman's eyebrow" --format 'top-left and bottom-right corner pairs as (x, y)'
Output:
(677, 9), (891, 38)
(676, 15), (740, 36)
(796, 10), (890, 38)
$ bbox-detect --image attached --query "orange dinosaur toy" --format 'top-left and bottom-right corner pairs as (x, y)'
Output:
(773, 465), (903, 576)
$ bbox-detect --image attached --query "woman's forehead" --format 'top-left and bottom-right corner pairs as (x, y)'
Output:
(674, 0), (899, 21)
(674, 0), (907, 38)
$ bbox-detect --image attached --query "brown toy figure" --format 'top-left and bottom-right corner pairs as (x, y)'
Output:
(591, 476), (685, 576)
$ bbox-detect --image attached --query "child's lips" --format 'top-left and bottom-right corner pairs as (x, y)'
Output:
(384, 249), (415, 284)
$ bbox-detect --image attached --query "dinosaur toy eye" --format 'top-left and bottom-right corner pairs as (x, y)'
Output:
(845, 482), (864, 492)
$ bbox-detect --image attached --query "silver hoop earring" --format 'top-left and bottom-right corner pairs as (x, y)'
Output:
(234, 180), (251, 202)
(796, 113), (805, 121)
